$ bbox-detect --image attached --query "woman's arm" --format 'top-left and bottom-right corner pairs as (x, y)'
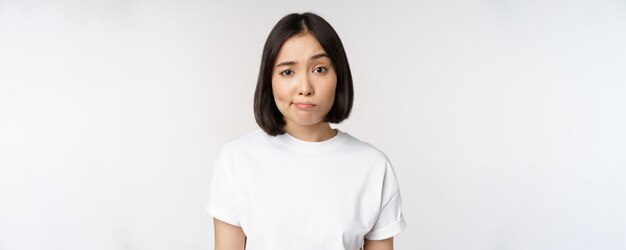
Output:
(363, 237), (393, 250)
(213, 218), (246, 250)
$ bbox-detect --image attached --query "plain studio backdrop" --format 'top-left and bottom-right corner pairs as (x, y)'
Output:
(1, 0), (625, 249)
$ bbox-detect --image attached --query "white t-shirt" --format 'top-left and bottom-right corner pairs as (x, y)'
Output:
(205, 128), (406, 250)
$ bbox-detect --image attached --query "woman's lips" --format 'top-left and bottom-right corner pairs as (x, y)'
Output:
(294, 103), (316, 110)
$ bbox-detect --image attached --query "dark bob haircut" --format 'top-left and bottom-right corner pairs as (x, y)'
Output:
(253, 12), (354, 136)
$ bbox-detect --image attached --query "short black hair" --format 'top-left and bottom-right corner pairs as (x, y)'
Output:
(253, 12), (354, 136)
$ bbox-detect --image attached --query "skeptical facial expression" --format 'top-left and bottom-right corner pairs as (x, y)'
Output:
(272, 33), (337, 128)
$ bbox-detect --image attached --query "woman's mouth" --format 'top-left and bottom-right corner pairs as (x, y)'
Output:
(293, 103), (316, 110)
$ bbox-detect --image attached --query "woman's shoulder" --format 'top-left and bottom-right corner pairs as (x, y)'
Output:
(341, 131), (392, 163)
(219, 129), (268, 153)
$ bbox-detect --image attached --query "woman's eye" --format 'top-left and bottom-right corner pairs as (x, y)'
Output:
(280, 70), (293, 76)
(314, 67), (327, 73)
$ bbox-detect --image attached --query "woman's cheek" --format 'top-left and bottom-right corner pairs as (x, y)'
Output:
(272, 86), (289, 111)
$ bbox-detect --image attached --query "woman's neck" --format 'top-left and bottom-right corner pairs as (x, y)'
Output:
(284, 122), (337, 142)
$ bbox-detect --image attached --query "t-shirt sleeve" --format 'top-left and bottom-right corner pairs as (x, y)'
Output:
(205, 148), (240, 227)
(364, 159), (407, 240)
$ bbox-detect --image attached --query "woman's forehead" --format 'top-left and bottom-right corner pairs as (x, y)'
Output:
(275, 33), (327, 63)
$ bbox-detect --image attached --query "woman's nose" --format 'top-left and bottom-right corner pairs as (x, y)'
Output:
(298, 76), (313, 96)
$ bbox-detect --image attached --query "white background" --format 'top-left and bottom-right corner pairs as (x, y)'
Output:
(1, 0), (625, 249)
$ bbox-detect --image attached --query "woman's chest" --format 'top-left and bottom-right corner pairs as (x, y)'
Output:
(229, 154), (383, 248)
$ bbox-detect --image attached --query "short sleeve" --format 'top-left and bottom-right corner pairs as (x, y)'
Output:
(205, 149), (240, 227)
(364, 160), (407, 240)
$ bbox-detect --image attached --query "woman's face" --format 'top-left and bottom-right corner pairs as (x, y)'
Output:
(272, 32), (337, 130)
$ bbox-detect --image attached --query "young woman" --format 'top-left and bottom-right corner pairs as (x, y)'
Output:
(206, 12), (406, 250)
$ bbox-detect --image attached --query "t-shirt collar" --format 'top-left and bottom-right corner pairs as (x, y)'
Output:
(275, 128), (347, 154)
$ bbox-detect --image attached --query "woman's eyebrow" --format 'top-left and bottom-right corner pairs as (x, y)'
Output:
(275, 53), (329, 67)
(275, 61), (296, 68)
